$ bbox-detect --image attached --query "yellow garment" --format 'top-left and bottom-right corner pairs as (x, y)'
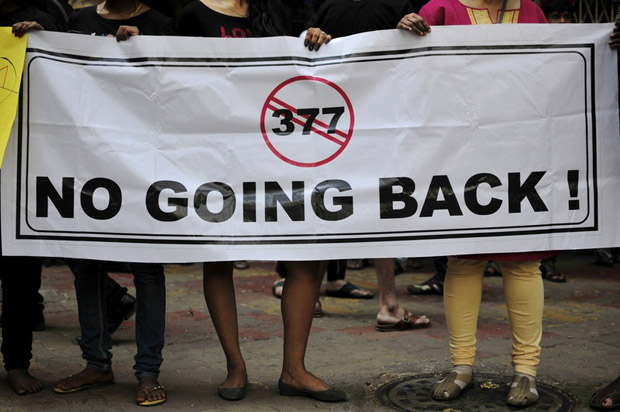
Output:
(444, 257), (543, 376)
(0, 28), (27, 167)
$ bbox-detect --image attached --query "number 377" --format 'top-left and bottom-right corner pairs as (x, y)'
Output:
(272, 106), (345, 136)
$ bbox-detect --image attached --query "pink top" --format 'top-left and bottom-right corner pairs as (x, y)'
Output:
(419, 0), (548, 26)
(419, 0), (552, 261)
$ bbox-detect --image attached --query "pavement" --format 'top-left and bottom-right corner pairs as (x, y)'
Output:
(0, 252), (618, 412)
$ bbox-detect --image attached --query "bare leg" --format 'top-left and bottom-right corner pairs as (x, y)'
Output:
(279, 260), (329, 392)
(375, 258), (429, 324)
(203, 262), (247, 389)
(375, 258), (405, 323)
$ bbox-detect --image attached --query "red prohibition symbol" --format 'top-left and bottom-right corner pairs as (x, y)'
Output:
(260, 76), (355, 168)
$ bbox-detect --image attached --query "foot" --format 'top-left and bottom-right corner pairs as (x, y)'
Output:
(593, 250), (615, 267)
(375, 307), (430, 331)
(280, 369), (332, 395)
(431, 366), (473, 401)
(218, 366), (248, 401)
(325, 280), (373, 298)
(219, 365), (248, 390)
(591, 375), (620, 411)
(233, 260), (249, 270)
(406, 274), (443, 295)
(7, 369), (43, 395)
(314, 300), (323, 317)
(376, 306), (424, 325)
(136, 376), (166, 406)
(54, 368), (115, 393)
(506, 374), (539, 407)
(278, 379), (346, 402)
(540, 264), (567, 283)
(272, 278), (285, 298)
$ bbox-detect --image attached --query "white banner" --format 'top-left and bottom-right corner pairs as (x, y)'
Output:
(2, 24), (619, 262)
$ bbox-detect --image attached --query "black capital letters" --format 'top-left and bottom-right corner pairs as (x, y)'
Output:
(194, 182), (236, 223)
(464, 173), (502, 215)
(243, 182), (257, 223)
(420, 175), (463, 217)
(146, 180), (188, 222)
(311, 180), (353, 221)
(508, 172), (548, 213)
(80, 178), (122, 220)
(265, 182), (304, 222)
(379, 177), (417, 219)
(36, 176), (74, 218)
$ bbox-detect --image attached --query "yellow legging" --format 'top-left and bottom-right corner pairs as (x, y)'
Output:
(444, 257), (544, 377)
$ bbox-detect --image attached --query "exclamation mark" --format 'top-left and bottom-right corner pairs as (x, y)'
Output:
(567, 170), (579, 210)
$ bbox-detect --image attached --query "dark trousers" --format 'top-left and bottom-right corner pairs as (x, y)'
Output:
(69, 259), (166, 378)
(1, 256), (43, 371)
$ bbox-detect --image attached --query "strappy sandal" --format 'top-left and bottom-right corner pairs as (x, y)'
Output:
(540, 264), (567, 283)
(54, 369), (115, 394)
(137, 384), (167, 407)
(591, 375), (620, 411)
(406, 276), (443, 295)
(374, 310), (430, 332)
(272, 279), (285, 298)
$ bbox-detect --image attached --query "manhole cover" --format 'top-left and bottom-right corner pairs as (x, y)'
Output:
(376, 373), (577, 412)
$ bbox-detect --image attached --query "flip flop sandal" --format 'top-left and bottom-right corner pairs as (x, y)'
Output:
(591, 375), (620, 411)
(374, 311), (430, 332)
(406, 277), (443, 295)
(54, 374), (115, 394)
(325, 281), (373, 299)
(137, 385), (167, 407)
(540, 264), (567, 283)
(271, 279), (285, 298)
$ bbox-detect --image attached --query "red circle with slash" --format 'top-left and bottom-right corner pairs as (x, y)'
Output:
(260, 76), (355, 168)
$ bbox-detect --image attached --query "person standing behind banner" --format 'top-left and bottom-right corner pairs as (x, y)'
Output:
(177, 0), (345, 403)
(588, 18), (620, 412)
(307, 0), (431, 332)
(398, 0), (552, 407)
(15, 1), (176, 406)
(0, 0), (64, 396)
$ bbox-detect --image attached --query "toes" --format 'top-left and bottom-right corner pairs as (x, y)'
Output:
(136, 389), (147, 402)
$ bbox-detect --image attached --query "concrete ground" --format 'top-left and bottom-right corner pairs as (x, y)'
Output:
(0, 252), (617, 411)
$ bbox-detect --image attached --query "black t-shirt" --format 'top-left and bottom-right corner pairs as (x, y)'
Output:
(0, 6), (63, 31)
(177, 1), (255, 38)
(177, 1), (291, 38)
(311, 0), (416, 37)
(68, 6), (177, 36)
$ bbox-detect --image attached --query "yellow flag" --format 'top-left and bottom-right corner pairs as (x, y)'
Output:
(0, 27), (27, 167)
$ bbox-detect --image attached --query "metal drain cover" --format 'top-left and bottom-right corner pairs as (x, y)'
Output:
(376, 373), (577, 412)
